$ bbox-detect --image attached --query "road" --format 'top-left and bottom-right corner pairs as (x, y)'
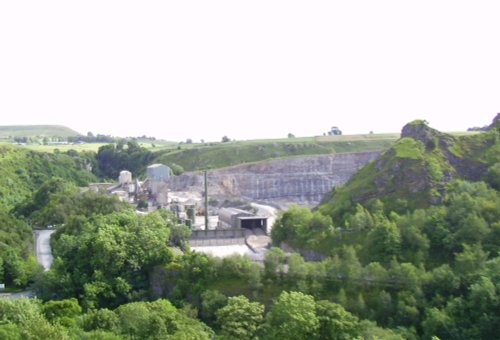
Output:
(34, 229), (56, 271)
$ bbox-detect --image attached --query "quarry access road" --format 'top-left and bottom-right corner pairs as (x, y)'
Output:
(34, 229), (56, 271)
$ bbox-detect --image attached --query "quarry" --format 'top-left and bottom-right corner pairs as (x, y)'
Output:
(90, 150), (381, 259)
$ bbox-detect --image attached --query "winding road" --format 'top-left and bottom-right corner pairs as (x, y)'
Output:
(34, 229), (56, 271)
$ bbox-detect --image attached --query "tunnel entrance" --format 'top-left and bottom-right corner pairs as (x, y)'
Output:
(239, 217), (268, 233)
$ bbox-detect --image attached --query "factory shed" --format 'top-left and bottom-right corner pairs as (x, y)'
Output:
(218, 208), (268, 233)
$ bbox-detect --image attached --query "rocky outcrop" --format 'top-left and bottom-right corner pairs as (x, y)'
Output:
(167, 152), (380, 207)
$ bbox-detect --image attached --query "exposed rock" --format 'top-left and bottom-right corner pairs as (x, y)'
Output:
(167, 152), (380, 207)
(401, 121), (441, 151)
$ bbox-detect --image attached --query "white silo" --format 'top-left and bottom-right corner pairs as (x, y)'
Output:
(119, 170), (132, 186)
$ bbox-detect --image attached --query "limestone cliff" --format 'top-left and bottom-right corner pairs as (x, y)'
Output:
(166, 151), (380, 207)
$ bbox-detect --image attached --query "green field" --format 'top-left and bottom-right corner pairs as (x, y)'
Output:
(1, 140), (177, 153)
(7, 142), (107, 153)
(0, 125), (81, 138)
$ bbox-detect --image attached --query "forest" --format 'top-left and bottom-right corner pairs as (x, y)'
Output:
(0, 116), (499, 339)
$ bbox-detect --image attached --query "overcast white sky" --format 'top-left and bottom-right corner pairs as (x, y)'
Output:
(0, 1), (499, 142)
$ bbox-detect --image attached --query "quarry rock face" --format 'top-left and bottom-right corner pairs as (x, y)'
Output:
(167, 151), (380, 207)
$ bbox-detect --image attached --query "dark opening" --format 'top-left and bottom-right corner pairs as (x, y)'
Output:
(240, 218), (267, 232)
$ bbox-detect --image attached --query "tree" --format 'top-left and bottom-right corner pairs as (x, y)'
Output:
(40, 211), (173, 309)
(315, 300), (361, 340)
(364, 219), (401, 263)
(81, 308), (118, 332)
(168, 223), (192, 249)
(348, 204), (374, 231)
(264, 247), (286, 282)
(288, 133), (295, 138)
(200, 290), (228, 326)
(287, 253), (308, 290)
(454, 243), (488, 281)
(264, 291), (319, 340)
(271, 205), (313, 245)
(422, 307), (456, 340)
(216, 295), (264, 340)
(221, 136), (230, 143)
(115, 299), (212, 339)
(485, 162), (500, 190)
(0, 298), (70, 339)
(0, 323), (21, 340)
(42, 298), (82, 327)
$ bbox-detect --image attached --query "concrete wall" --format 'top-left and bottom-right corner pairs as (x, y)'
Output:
(189, 228), (248, 247)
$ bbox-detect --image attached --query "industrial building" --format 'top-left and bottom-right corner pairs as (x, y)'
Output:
(147, 164), (170, 182)
(218, 208), (268, 233)
(146, 164), (170, 206)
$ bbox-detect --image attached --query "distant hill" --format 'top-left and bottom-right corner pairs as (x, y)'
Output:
(318, 114), (500, 220)
(0, 125), (81, 139)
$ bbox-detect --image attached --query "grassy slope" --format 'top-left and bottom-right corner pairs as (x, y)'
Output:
(153, 134), (399, 172)
(0, 125), (81, 138)
(318, 121), (500, 221)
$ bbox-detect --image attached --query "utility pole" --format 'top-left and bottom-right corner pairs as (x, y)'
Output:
(204, 170), (208, 231)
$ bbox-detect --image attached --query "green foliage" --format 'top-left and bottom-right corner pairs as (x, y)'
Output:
(393, 137), (424, 159)
(114, 299), (212, 339)
(426, 155), (444, 182)
(37, 211), (173, 309)
(42, 298), (82, 327)
(364, 218), (401, 264)
(485, 162), (500, 190)
(200, 289), (228, 326)
(0, 298), (70, 340)
(348, 204), (374, 231)
(315, 300), (361, 340)
(271, 205), (334, 251)
(81, 308), (118, 333)
(0, 206), (38, 287)
(95, 140), (154, 179)
(0, 322), (21, 340)
(263, 247), (286, 282)
(0, 145), (97, 209)
(15, 181), (130, 229)
(0, 297), (213, 340)
(216, 295), (264, 340)
(264, 291), (319, 340)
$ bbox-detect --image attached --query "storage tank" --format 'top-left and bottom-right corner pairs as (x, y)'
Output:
(119, 170), (132, 185)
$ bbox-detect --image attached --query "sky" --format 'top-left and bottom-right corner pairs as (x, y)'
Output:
(0, 1), (499, 142)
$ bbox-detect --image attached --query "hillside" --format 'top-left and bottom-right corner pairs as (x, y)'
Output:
(0, 144), (98, 290)
(0, 125), (81, 139)
(153, 134), (398, 172)
(0, 144), (97, 208)
(318, 114), (500, 220)
(269, 116), (500, 338)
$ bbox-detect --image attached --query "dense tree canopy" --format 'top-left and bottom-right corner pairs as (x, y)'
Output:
(95, 140), (153, 179)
